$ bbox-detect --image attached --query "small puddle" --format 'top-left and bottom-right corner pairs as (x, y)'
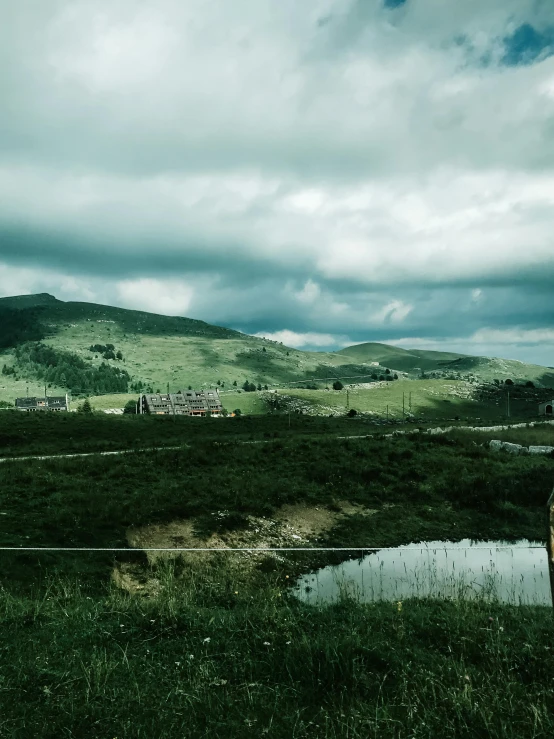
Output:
(293, 539), (551, 606)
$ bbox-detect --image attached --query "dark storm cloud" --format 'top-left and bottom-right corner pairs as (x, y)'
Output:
(0, 222), (310, 287)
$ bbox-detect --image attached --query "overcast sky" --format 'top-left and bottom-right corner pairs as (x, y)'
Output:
(1, 0), (553, 365)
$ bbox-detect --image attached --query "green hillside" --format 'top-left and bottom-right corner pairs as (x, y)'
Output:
(337, 342), (473, 370)
(0, 294), (380, 403)
(0, 294), (552, 416)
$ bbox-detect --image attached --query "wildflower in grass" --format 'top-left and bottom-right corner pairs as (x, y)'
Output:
(286, 641), (291, 645)
(263, 641), (271, 646)
(397, 601), (402, 612)
(203, 637), (211, 643)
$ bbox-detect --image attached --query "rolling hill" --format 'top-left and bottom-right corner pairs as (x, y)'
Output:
(0, 294), (387, 403)
(338, 342), (554, 387)
(0, 294), (553, 418)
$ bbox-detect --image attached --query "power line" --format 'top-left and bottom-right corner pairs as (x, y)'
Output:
(0, 545), (545, 552)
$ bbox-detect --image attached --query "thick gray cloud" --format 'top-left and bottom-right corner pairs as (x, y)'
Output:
(0, 0), (553, 365)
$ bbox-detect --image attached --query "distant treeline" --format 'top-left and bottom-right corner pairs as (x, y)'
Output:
(14, 342), (130, 395)
(0, 307), (45, 349)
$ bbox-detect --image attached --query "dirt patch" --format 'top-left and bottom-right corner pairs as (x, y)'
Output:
(113, 501), (377, 594)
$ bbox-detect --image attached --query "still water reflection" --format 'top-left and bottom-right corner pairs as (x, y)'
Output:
(293, 540), (551, 606)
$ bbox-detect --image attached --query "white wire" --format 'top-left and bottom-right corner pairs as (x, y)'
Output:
(0, 545), (546, 552)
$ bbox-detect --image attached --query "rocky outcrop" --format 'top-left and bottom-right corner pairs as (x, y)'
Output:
(489, 440), (554, 455)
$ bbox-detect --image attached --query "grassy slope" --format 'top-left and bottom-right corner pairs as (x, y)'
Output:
(1, 295), (553, 417)
(0, 295), (374, 403)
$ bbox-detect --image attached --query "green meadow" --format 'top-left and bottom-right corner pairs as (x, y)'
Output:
(0, 416), (554, 737)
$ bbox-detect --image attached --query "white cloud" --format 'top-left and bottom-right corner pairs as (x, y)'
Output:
(0, 262), (97, 303)
(253, 330), (348, 348)
(116, 279), (194, 316)
(294, 279), (321, 304)
(371, 300), (413, 324)
(470, 327), (554, 345)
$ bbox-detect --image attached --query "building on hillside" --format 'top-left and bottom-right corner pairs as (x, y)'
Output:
(15, 395), (70, 412)
(539, 400), (554, 416)
(138, 389), (223, 417)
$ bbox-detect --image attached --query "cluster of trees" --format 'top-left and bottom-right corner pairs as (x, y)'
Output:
(1, 364), (16, 376)
(0, 307), (45, 349)
(242, 381), (268, 392)
(89, 343), (123, 361)
(14, 342), (130, 395)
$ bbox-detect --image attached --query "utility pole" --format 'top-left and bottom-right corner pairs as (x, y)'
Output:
(507, 391), (510, 419)
(346, 390), (349, 410)
(386, 404), (389, 421)
(402, 392), (405, 420)
(409, 392), (412, 412)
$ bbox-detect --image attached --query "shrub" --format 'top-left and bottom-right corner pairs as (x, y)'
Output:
(333, 381), (344, 390)
(77, 398), (93, 414)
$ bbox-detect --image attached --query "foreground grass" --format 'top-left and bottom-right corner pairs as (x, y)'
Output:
(1, 428), (552, 590)
(1, 562), (553, 739)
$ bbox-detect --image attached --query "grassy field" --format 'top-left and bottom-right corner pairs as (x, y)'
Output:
(1, 570), (554, 739)
(1, 414), (554, 737)
(267, 379), (549, 424)
(1, 416), (553, 588)
(16, 377), (548, 426)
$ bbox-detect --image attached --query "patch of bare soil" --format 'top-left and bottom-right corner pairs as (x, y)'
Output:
(112, 501), (377, 594)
